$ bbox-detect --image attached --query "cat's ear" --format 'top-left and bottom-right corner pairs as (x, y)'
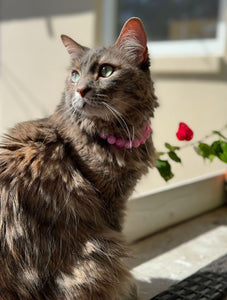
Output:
(61, 34), (86, 60)
(115, 17), (148, 65)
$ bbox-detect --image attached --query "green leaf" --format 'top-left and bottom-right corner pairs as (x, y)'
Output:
(211, 141), (222, 155)
(168, 151), (181, 163)
(197, 143), (213, 159)
(196, 145), (215, 162)
(155, 159), (174, 181)
(220, 141), (227, 163)
(165, 143), (180, 151)
(208, 154), (215, 162)
(211, 140), (227, 163)
(213, 131), (227, 141)
(197, 140), (227, 163)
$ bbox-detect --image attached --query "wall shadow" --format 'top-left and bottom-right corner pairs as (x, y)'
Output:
(0, 0), (93, 21)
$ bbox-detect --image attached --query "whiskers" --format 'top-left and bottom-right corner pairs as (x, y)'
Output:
(101, 101), (133, 147)
(115, 98), (151, 122)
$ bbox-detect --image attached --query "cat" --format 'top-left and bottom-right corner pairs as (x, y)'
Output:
(0, 17), (157, 299)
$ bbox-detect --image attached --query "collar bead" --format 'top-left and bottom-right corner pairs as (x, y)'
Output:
(99, 121), (152, 149)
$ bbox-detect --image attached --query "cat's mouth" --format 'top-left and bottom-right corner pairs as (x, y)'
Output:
(83, 98), (102, 108)
(83, 98), (96, 106)
(73, 92), (105, 118)
(78, 97), (104, 117)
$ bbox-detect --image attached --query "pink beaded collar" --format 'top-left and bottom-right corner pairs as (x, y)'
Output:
(99, 121), (152, 149)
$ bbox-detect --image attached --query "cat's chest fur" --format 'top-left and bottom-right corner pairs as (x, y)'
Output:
(58, 119), (153, 230)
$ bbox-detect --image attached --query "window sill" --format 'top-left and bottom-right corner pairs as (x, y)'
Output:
(150, 56), (222, 74)
(124, 170), (226, 242)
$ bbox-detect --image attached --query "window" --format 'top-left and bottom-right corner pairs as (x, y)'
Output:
(102, 0), (227, 57)
(118, 0), (219, 41)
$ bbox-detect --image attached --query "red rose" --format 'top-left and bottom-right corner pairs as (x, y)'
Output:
(176, 122), (193, 141)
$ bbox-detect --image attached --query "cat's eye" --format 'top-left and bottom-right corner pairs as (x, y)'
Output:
(99, 65), (114, 78)
(71, 70), (80, 83)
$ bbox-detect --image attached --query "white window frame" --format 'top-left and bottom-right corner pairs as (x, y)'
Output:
(102, 0), (227, 58)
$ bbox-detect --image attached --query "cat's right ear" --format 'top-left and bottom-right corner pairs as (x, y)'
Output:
(61, 35), (85, 60)
(115, 17), (148, 65)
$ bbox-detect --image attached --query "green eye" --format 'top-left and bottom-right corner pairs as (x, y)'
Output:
(71, 70), (80, 83)
(99, 65), (114, 78)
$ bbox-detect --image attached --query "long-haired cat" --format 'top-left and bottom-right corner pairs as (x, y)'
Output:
(0, 18), (157, 299)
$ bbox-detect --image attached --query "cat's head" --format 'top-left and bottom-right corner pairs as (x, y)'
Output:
(61, 18), (157, 136)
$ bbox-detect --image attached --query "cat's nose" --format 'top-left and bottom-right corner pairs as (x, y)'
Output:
(77, 87), (91, 98)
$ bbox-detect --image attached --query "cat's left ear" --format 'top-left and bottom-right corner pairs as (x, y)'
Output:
(115, 17), (148, 65)
(61, 34), (86, 60)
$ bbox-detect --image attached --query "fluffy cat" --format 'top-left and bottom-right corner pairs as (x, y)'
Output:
(0, 18), (157, 299)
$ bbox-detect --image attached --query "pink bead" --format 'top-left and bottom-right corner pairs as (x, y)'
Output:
(144, 131), (150, 139)
(140, 138), (146, 145)
(145, 125), (152, 133)
(124, 140), (132, 149)
(100, 121), (152, 150)
(132, 139), (140, 148)
(115, 138), (125, 148)
(100, 133), (108, 139)
(107, 136), (116, 145)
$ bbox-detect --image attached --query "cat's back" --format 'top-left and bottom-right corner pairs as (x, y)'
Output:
(1, 117), (60, 153)
(0, 117), (101, 222)
(0, 118), (66, 181)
